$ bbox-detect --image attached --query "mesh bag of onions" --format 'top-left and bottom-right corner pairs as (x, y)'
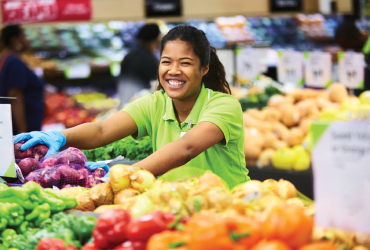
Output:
(17, 145), (106, 188)
(14, 140), (49, 178)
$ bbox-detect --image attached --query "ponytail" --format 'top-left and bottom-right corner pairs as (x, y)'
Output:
(157, 25), (231, 94)
(203, 46), (231, 94)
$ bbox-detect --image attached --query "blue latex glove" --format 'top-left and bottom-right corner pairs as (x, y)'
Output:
(85, 162), (110, 177)
(13, 131), (66, 158)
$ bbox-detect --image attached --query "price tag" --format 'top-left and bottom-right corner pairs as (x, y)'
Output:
(236, 47), (260, 81)
(304, 52), (332, 88)
(0, 104), (16, 178)
(65, 64), (91, 79)
(217, 49), (235, 84)
(311, 121), (370, 234)
(338, 52), (365, 89)
(277, 51), (304, 86)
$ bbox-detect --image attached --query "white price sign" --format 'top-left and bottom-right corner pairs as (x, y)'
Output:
(312, 121), (370, 234)
(236, 48), (260, 80)
(277, 51), (304, 86)
(65, 64), (91, 79)
(304, 52), (332, 88)
(0, 104), (16, 177)
(217, 49), (235, 84)
(338, 52), (365, 89)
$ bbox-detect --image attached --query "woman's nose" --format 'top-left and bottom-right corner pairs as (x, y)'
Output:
(168, 63), (181, 75)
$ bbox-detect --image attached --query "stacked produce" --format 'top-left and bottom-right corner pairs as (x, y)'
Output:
(0, 182), (95, 250)
(238, 84), (283, 111)
(74, 92), (121, 114)
(43, 92), (94, 128)
(71, 170), (369, 250)
(23, 147), (106, 189)
(82, 136), (152, 162)
(215, 16), (254, 44)
(242, 83), (362, 171)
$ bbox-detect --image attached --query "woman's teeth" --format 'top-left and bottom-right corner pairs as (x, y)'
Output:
(168, 80), (186, 86)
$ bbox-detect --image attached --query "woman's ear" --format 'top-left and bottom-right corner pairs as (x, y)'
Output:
(202, 64), (209, 77)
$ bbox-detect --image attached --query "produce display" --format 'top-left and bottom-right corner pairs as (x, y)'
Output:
(237, 84), (283, 111)
(43, 92), (95, 129)
(241, 83), (368, 171)
(0, 181), (92, 249)
(82, 136), (152, 162)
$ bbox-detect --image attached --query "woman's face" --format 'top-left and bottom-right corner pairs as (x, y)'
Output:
(12, 31), (30, 52)
(159, 39), (209, 100)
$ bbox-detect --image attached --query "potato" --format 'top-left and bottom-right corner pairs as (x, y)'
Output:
(244, 127), (264, 159)
(262, 107), (281, 122)
(328, 83), (349, 103)
(272, 122), (290, 140)
(243, 113), (272, 133)
(299, 118), (312, 135)
(247, 109), (265, 121)
(301, 88), (322, 99)
(268, 95), (293, 109)
(296, 100), (318, 117)
(316, 97), (341, 110)
(257, 148), (276, 168)
(244, 127), (265, 147)
(281, 106), (301, 127)
(284, 127), (304, 147)
(286, 88), (304, 102)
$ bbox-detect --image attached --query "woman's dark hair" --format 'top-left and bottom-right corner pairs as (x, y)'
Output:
(157, 25), (231, 94)
(1, 25), (23, 47)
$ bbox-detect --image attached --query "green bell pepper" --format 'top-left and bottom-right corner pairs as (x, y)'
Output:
(8, 234), (30, 250)
(0, 218), (7, 232)
(39, 189), (66, 212)
(0, 187), (37, 211)
(16, 221), (34, 235)
(38, 218), (52, 229)
(0, 203), (24, 227)
(1, 229), (17, 242)
(72, 215), (97, 245)
(25, 203), (51, 227)
(42, 188), (77, 209)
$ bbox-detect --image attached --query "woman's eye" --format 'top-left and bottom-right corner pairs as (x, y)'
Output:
(161, 61), (170, 64)
(181, 62), (190, 66)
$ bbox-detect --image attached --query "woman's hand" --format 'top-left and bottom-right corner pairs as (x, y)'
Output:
(13, 131), (66, 158)
(133, 122), (224, 176)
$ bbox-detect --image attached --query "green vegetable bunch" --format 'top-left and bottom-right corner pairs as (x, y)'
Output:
(83, 136), (153, 162)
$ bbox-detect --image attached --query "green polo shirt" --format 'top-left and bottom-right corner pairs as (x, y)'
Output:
(122, 84), (250, 188)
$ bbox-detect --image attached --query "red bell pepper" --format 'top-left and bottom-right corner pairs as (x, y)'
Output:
(36, 238), (78, 250)
(112, 241), (146, 250)
(93, 209), (132, 249)
(81, 242), (101, 250)
(126, 211), (174, 242)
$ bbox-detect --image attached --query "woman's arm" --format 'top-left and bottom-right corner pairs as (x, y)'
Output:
(62, 111), (138, 150)
(8, 88), (28, 133)
(133, 122), (224, 176)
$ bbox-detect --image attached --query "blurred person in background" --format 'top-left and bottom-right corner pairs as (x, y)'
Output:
(0, 24), (44, 134)
(117, 23), (161, 106)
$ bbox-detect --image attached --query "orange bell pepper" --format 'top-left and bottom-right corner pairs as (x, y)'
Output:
(262, 204), (314, 248)
(146, 231), (189, 250)
(250, 240), (292, 250)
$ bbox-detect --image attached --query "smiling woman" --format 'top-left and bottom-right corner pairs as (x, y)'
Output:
(13, 25), (250, 189)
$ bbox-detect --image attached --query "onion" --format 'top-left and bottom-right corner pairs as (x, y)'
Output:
(130, 169), (155, 193)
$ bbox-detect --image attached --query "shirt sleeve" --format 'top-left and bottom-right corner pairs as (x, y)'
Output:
(5, 58), (28, 91)
(198, 95), (244, 146)
(121, 93), (155, 139)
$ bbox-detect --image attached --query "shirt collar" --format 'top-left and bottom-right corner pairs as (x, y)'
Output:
(163, 84), (210, 125)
